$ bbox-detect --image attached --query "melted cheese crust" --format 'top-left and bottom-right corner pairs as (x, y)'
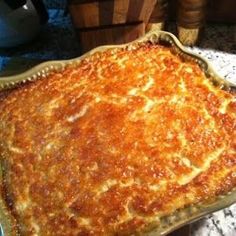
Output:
(0, 44), (235, 235)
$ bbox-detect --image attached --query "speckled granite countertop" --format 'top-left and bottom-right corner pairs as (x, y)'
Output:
(184, 25), (236, 236)
(0, 8), (235, 236)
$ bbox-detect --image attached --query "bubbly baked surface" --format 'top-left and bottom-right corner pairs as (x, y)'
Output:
(0, 44), (235, 235)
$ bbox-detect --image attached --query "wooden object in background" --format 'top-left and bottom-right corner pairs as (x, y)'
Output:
(207, 0), (236, 23)
(69, 0), (157, 29)
(68, 0), (236, 50)
(78, 22), (145, 53)
(68, 0), (157, 52)
(177, 0), (207, 46)
(69, 1), (100, 28)
(146, 0), (168, 32)
(112, 0), (129, 24)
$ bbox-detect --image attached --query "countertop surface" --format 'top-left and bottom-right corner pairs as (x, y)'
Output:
(0, 8), (235, 236)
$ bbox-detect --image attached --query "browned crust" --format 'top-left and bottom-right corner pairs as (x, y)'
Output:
(0, 43), (235, 235)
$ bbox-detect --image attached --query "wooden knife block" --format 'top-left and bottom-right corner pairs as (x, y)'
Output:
(68, 0), (157, 52)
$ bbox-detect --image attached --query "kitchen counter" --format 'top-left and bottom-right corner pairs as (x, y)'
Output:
(0, 8), (235, 236)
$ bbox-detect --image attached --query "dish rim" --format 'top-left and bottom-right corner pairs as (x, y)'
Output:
(0, 30), (235, 236)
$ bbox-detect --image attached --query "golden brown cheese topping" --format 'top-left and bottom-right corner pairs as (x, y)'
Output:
(0, 44), (235, 235)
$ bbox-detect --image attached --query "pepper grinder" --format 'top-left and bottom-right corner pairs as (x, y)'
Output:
(177, 0), (207, 46)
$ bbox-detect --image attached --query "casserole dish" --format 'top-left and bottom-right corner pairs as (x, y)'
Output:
(0, 30), (235, 236)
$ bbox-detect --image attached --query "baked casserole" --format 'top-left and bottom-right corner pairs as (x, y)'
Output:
(0, 34), (235, 235)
